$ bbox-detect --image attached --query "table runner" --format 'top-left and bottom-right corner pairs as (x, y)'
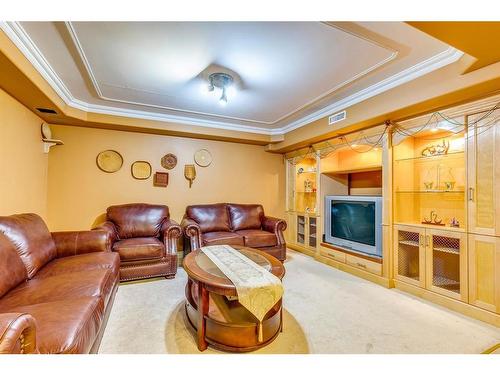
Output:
(200, 245), (283, 342)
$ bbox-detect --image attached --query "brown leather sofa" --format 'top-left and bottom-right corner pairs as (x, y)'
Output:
(93, 203), (182, 281)
(0, 213), (119, 354)
(181, 203), (287, 261)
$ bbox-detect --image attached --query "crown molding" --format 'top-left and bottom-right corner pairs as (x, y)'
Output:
(1, 21), (463, 137)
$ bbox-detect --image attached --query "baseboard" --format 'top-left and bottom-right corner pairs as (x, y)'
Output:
(394, 280), (500, 328)
(314, 253), (393, 288)
(287, 243), (316, 257)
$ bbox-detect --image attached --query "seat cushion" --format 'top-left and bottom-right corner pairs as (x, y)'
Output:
(0, 269), (115, 311)
(113, 237), (165, 261)
(0, 234), (27, 298)
(186, 204), (231, 233)
(0, 214), (57, 279)
(227, 204), (264, 231)
(202, 231), (244, 247)
(36, 252), (120, 280)
(235, 229), (277, 248)
(107, 203), (169, 239)
(1, 298), (104, 354)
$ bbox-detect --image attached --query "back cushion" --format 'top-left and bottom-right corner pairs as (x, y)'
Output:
(0, 234), (28, 298)
(0, 214), (57, 279)
(107, 204), (169, 239)
(186, 204), (231, 233)
(228, 204), (264, 231)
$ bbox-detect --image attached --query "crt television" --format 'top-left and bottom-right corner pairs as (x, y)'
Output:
(324, 195), (382, 258)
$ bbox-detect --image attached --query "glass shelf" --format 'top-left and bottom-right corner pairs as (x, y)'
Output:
(394, 151), (464, 163)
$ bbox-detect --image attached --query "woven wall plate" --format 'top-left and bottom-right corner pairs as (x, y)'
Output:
(194, 149), (212, 167)
(96, 150), (123, 173)
(131, 161), (152, 180)
(161, 153), (177, 170)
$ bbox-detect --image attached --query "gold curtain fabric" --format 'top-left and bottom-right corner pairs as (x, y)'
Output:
(200, 245), (283, 341)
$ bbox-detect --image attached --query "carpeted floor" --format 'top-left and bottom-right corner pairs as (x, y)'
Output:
(99, 250), (500, 354)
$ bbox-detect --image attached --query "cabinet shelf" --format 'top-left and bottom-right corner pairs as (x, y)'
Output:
(433, 246), (460, 255)
(394, 151), (464, 163)
(395, 190), (465, 194)
(398, 240), (419, 247)
(433, 276), (460, 293)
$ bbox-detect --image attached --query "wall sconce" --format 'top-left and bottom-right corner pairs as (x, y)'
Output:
(41, 123), (63, 153)
(184, 164), (196, 188)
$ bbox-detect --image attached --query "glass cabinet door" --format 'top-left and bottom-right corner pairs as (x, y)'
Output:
(394, 225), (426, 287)
(297, 215), (306, 245)
(308, 217), (317, 248)
(426, 229), (467, 301)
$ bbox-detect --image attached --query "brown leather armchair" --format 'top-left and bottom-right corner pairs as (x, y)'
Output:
(181, 203), (287, 261)
(93, 203), (182, 281)
(0, 213), (119, 354)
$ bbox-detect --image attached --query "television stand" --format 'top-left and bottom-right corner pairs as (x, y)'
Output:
(320, 242), (382, 264)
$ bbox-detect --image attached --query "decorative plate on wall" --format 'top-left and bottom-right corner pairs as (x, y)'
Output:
(96, 150), (123, 173)
(131, 161), (152, 180)
(194, 149), (212, 167)
(161, 153), (177, 170)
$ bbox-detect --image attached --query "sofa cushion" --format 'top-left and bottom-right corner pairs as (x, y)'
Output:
(113, 237), (164, 261)
(235, 229), (277, 248)
(0, 269), (114, 311)
(36, 252), (120, 280)
(107, 203), (169, 239)
(227, 204), (264, 231)
(0, 234), (27, 298)
(1, 298), (104, 354)
(202, 231), (244, 247)
(0, 214), (57, 279)
(186, 204), (231, 233)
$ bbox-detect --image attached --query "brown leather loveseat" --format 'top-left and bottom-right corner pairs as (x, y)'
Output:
(181, 203), (287, 261)
(93, 203), (182, 281)
(0, 213), (119, 354)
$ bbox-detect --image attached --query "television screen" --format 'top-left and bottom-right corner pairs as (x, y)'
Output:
(331, 201), (375, 246)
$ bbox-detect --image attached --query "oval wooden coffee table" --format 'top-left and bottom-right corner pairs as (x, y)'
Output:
(183, 246), (285, 352)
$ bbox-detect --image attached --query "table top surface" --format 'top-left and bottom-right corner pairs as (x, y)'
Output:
(183, 246), (285, 292)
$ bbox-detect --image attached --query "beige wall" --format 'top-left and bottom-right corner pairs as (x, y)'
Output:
(47, 125), (285, 231)
(0, 88), (48, 218)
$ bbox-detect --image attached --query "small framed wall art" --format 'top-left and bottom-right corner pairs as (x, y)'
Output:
(153, 172), (169, 187)
(96, 150), (123, 173)
(131, 161), (152, 180)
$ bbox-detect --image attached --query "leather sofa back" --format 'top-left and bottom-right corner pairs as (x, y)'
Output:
(186, 204), (231, 233)
(227, 204), (264, 231)
(107, 203), (169, 239)
(0, 214), (57, 279)
(0, 234), (27, 298)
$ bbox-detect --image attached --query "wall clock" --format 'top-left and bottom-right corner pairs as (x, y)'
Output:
(161, 153), (177, 170)
(96, 150), (123, 173)
(131, 161), (152, 180)
(194, 149), (212, 167)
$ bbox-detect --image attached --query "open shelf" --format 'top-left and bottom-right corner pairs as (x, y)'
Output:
(394, 150), (464, 163)
(395, 190), (465, 194)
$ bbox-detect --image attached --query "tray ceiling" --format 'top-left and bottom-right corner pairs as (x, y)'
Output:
(2, 22), (461, 135)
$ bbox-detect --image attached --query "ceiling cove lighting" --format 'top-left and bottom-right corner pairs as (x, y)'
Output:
(207, 72), (234, 106)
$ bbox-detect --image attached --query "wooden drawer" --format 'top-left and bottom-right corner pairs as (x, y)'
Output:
(345, 254), (382, 275)
(319, 247), (346, 263)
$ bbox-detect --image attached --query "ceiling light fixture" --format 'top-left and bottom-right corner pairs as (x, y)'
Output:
(207, 72), (234, 106)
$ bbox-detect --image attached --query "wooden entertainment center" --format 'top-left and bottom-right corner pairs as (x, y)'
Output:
(285, 94), (500, 327)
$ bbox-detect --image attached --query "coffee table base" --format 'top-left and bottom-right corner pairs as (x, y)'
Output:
(184, 281), (283, 352)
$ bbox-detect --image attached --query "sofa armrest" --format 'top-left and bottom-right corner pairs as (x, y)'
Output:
(161, 219), (182, 256)
(0, 313), (38, 354)
(181, 217), (202, 251)
(52, 230), (112, 258)
(92, 221), (118, 244)
(262, 216), (287, 245)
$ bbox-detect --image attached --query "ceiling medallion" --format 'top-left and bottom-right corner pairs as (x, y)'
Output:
(207, 72), (234, 106)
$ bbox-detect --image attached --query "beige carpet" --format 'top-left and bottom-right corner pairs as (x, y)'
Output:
(99, 250), (500, 354)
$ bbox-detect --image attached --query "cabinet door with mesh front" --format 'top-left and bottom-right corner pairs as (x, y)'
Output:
(393, 225), (426, 287)
(467, 109), (500, 236)
(425, 229), (467, 301)
(468, 234), (500, 313)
